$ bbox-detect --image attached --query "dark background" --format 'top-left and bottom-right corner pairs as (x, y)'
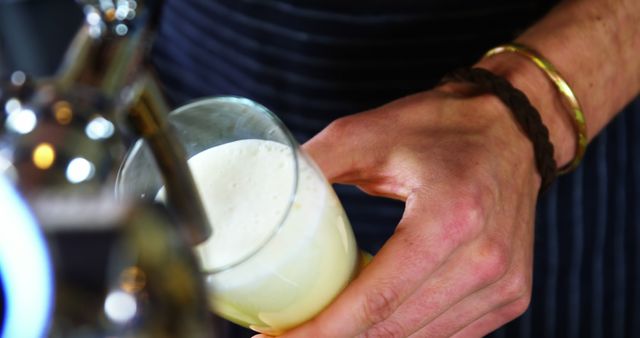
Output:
(0, 0), (83, 77)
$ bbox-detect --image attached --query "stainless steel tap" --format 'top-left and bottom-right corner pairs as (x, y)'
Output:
(0, 1), (219, 337)
(0, 0), (211, 245)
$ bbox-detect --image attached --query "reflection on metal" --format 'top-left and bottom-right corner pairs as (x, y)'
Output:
(85, 116), (115, 140)
(0, 80), (123, 189)
(32, 195), (214, 337)
(10, 71), (26, 86)
(85, 8), (104, 38)
(104, 290), (138, 324)
(32, 143), (56, 170)
(98, 0), (138, 20)
(4, 98), (21, 114)
(115, 23), (128, 36)
(6, 108), (37, 134)
(120, 266), (147, 293)
(86, 11), (101, 26)
(30, 0), (212, 244)
(65, 157), (95, 183)
(0, 0), (217, 336)
(53, 101), (73, 125)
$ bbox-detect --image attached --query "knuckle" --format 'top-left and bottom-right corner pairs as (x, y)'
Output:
(361, 286), (401, 326)
(501, 273), (531, 302)
(446, 193), (487, 243)
(362, 320), (406, 338)
(319, 117), (357, 146)
(503, 295), (532, 319)
(472, 240), (510, 284)
(326, 116), (354, 134)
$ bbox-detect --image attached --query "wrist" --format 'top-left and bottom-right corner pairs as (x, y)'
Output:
(474, 52), (576, 169)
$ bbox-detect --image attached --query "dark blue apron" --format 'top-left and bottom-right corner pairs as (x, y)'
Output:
(152, 1), (640, 336)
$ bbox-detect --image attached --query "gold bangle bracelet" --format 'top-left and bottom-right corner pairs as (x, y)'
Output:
(484, 43), (587, 174)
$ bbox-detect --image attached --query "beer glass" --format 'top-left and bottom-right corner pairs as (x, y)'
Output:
(117, 97), (363, 335)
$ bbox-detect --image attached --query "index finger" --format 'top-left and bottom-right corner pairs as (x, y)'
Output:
(281, 191), (479, 338)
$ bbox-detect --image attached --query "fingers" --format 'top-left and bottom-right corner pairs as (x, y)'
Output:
(294, 94), (538, 338)
(359, 194), (534, 338)
(360, 238), (515, 337)
(409, 297), (531, 338)
(406, 269), (531, 338)
(447, 299), (531, 338)
(280, 190), (487, 338)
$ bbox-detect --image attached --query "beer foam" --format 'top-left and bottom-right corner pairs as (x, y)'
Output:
(158, 139), (296, 270)
(160, 138), (358, 332)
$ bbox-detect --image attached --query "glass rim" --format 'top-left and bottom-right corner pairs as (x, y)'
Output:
(117, 96), (300, 274)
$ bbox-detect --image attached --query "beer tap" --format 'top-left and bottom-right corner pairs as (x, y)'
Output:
(0, 0), (211, 245)
(0, 2), (219, 337)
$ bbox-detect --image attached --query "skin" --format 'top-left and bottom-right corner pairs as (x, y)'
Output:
(253, 0), (640, 336)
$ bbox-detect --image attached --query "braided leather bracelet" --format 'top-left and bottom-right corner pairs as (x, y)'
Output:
(441, 67), (557, 193)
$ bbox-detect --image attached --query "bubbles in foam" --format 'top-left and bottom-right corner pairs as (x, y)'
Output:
(181, 139), (297, 270)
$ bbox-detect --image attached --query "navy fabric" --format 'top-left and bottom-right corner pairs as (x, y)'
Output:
(152, 1), (640, 336)
(514, 101), (640, 338)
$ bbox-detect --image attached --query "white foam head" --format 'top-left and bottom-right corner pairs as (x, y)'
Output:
(158, 139), (296, 271)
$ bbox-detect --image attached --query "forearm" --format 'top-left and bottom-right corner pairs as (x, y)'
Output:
(476, 0), (640, 167)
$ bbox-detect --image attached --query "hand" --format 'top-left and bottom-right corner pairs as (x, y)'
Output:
(256, 83), (540, 338)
